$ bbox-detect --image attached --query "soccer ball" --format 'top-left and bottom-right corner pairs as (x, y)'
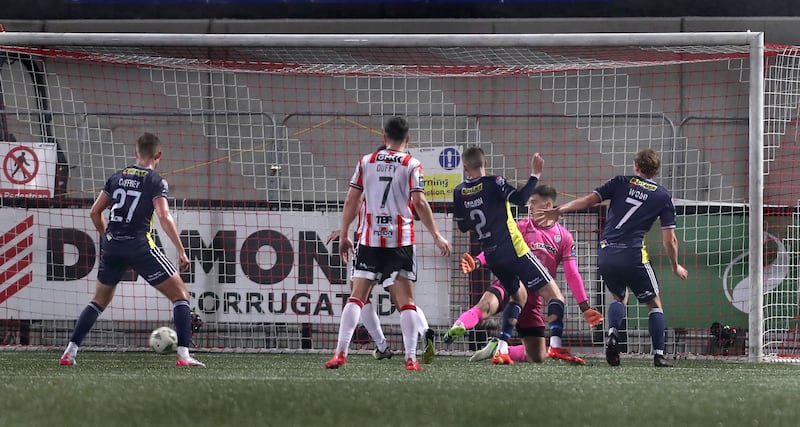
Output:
(149, 326), (178, 354)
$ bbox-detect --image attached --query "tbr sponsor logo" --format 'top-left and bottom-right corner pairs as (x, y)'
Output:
(0, 216), (34, 304)
(722, 232), (789, 313)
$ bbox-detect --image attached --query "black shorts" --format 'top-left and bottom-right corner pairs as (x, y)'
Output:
(516, 326), (546, 338)
(486, 282), (510, 313)
(352, 245), (416, 287)
(598, 246), (660, 303)
(490, 251), (553, 295)
(97, 240), (177, 287)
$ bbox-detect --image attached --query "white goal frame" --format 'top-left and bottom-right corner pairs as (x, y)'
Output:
(0, 31), (766, 361)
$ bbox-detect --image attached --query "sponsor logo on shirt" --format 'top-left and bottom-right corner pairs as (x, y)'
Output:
(460, 183), (483, 196)
(629, 177), (657, 192)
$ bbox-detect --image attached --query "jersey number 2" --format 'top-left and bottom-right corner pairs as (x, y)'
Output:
(469, 209), (492, 239)
(110, 188), (142, 223)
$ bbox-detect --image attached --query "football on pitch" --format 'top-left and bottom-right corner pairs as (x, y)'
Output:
(149, 326), (178, 354)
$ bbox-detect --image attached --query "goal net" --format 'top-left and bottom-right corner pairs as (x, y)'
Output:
(0, 32), (796, 362)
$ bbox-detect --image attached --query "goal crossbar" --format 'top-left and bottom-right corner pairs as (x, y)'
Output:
(0, 32), (764, 48)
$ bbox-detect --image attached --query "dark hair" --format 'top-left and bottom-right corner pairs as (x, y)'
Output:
(137, 132), (161, 158)
(384, 116), (409, 142)
(532, 184), (557, 202)
(634, 148), (660, 178)
(462, 146), (485, 170)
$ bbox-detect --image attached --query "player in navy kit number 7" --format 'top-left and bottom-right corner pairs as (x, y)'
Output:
(537, 148), (688, 367)
(325, 117), (451, 371)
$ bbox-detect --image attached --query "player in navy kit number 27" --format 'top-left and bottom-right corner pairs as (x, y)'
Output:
(453, 147), (568, 365)
(60, 133), (204, 367)
(537, 148), (688, 367)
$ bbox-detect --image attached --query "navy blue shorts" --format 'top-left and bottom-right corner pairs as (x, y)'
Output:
(489, 251), (553, 296)
(97, 240), (178, 287)
(598, 246), (660, 303)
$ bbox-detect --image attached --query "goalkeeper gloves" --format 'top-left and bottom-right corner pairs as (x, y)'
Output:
(581, 307), (604, 328)
(460, 253), (481, 274)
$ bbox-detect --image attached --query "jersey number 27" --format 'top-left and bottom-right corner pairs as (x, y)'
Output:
(110, 188), (142, 223)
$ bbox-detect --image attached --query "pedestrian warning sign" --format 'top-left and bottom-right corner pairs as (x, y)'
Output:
(0, 142), (56, 198)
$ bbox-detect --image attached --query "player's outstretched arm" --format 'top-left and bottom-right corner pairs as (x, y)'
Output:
(326, 230), (342, 244)
(661, 227), (688, 280)
(154, 197), (189, 272)
(337, 187), (362, 262)
(460, 253), (479, 274)
(535, 192), (601, 223)
(89, 190), (111, 236)
(507, 153), (544, 206)
(531, 152), (543, 179)
(411, 191), (451, 257)
(460, 251), (488, 274)
(563, 258), (603, 327)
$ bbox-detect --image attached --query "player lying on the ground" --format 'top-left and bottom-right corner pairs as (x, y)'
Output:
(448, 185), (603, 364)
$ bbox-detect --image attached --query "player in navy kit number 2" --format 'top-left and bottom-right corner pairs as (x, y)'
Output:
(453, 147), (568, 365)
(59, 133), (204, 367)
(537, 148), (688, 367)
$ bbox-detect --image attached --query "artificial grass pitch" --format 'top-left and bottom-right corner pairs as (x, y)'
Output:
(1, 351), (799, 427)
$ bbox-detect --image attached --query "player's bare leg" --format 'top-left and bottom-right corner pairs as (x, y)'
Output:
(156, 275), (204, 367)
(61, 281), (117, 366)
(520, 336), (547, 363)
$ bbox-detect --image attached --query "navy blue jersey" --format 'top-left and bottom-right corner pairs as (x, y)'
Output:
(594, 175), (676, 249)
(453, 175), (538, 263)
(102, 165), (169, 244)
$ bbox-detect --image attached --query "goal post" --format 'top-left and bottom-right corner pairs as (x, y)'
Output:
(0, 31), (793, 363)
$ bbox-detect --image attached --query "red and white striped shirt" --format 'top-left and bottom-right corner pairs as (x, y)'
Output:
(350, 148), (424, 248)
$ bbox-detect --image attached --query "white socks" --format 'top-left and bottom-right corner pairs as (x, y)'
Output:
(335, 301), (363, 355)
(361, 302), (387, 352)
(400, 308), (422, 360)
(65, 341), (79, 358)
